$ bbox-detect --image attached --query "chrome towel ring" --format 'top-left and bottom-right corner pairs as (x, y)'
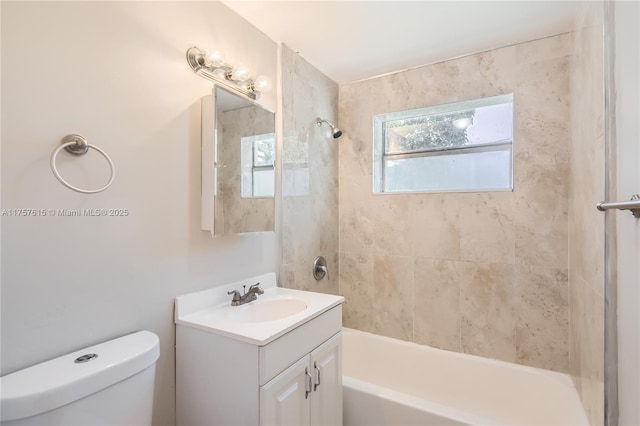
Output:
(50, 134), (115, 194)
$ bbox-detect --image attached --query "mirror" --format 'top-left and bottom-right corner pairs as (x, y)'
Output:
(201, 85), (276, 236)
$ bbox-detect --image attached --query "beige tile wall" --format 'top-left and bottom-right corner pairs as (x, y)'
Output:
(569, 3), (605, 424)
(280, 45), (340, 294)
(338, 34), (572, 372)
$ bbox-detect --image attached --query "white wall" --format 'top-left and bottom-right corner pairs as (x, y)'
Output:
(0, 2), (278, 424)
(613, 1), (640, 424)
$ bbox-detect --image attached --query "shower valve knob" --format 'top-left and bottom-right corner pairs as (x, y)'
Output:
(313, 256), (328, 281)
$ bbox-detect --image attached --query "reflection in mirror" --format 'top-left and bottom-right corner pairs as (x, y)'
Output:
(241, 133), (275, 198)
(201, 85), (276, 236)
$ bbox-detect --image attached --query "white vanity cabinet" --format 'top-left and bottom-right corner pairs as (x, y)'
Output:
(175, 273), (344, 426)
(260, 332), (342, 426)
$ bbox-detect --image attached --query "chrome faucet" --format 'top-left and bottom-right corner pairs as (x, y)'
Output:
(227, 283), (264, 306)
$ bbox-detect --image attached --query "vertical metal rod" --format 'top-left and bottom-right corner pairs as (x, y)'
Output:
(603, 1), (619, 424)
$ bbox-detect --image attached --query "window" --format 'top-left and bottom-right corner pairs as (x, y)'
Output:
(373, 94), (513, 193)
(241, 133), (275, 197)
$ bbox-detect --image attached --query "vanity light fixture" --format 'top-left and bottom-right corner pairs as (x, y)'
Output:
(186, 46), (271, 100)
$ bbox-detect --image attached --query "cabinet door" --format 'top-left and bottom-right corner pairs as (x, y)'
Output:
(310, 332), (343, 426)
(260, 355), (311, 426)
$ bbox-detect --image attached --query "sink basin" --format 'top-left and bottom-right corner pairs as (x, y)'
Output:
(229, 297), (308, 322)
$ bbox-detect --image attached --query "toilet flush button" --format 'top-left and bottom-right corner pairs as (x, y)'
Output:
(74, 353), (98, 363)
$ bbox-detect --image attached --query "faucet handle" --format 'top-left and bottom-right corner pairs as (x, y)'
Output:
(249, 283), (264, 294)
(227, 290), (241, 302)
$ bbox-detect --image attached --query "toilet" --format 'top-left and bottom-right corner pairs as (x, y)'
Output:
(0, 331), (160, 426)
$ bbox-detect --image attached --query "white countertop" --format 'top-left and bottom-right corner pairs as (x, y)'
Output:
(175, 273), (344, 345)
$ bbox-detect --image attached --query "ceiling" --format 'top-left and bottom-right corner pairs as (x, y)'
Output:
(222, 1), (584, 85)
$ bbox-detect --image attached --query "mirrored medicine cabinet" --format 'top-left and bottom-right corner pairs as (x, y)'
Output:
(201, 85), (276, 237)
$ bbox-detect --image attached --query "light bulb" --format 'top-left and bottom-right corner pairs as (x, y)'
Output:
(204, 51), (225, 68)
(254, 75), (272, 92)
(231, 64), (250, 81)
(212, 68), (228, 80)
(237, 80), (252, 92)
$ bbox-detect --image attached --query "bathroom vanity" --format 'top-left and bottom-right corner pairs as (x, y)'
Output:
(175, 273), (344, 426)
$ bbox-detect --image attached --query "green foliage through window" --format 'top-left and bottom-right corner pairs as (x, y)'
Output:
(385, 110), (476, 153)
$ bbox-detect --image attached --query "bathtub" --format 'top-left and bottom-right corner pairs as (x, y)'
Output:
(342, 328), (589, 426)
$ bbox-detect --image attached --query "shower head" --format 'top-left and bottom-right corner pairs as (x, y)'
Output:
(316, 117), (343, 139)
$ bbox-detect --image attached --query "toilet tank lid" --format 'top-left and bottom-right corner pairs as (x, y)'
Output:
(0, 330), (160, 422)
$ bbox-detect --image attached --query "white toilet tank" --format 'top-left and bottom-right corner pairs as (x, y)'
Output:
(0, 331), (160, 426)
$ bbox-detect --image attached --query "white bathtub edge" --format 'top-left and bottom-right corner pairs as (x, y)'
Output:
(342, 327), (577, 390)
(342, 375), (496, 426)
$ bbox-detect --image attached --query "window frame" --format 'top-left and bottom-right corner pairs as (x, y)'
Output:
(373, 94), (514, 194)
